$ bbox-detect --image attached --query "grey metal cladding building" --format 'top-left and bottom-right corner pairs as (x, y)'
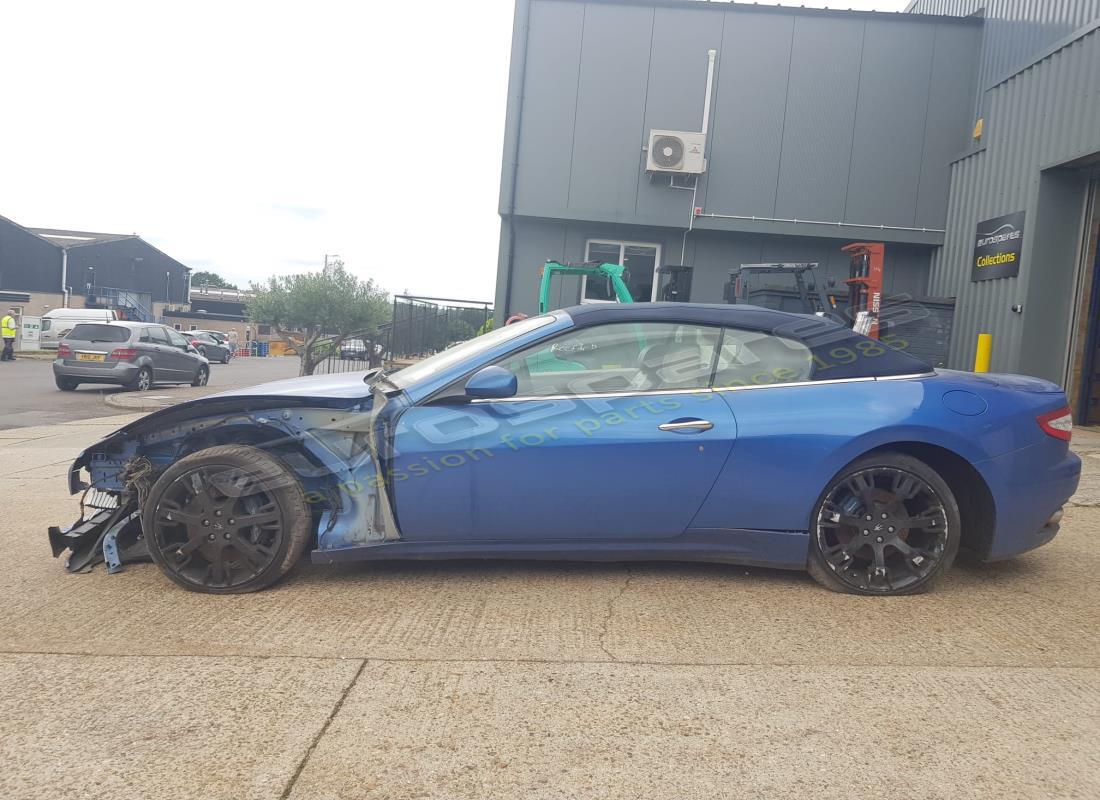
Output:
(495, 0), (1100, 419)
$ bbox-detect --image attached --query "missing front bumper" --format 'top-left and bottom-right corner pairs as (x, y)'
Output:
(48, 495), (148, 574)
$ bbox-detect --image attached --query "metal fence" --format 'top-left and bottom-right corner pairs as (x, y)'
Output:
(312, 333), (385, 375)
(386, 295), (493, 360)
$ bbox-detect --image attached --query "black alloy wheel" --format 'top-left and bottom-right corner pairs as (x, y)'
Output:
(142, 445), (310, 593)
(809, 453), (960, 595)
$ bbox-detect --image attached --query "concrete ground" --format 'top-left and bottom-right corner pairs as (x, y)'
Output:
(1, 415), (1098, 799)
(0, 355), (300, 429)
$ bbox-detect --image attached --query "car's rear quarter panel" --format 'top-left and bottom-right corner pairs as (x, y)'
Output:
(691, 373), (1079, 561)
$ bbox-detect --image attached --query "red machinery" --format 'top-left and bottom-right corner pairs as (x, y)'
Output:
(842, 242), (884, 339)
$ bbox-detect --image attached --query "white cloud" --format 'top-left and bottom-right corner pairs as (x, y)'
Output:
(0, 0), (906, 301)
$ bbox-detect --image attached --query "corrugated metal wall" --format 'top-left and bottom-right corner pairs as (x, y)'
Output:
(0, 217), (63, 294)
(928, 26), (1100, 378)
(909, 0), (1100, 103)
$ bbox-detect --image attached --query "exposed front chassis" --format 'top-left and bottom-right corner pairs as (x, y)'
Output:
(48, 402), (397, 576)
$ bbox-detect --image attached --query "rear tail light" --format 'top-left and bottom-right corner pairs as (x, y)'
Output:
(110, 347), (138, 361)
(56, 343), (72, 357)
(1037, 406), (1073, 441)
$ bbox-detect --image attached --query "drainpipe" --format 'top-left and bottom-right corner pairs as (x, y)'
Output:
(60, 248), (70, 308)
(701, 49), (716, 136)
(680, 50), (718, 266)
(499, 0), (531, 322)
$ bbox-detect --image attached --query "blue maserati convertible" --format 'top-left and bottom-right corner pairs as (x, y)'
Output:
(49, 303), (1080, 596)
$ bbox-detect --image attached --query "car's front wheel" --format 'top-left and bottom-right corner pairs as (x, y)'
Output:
(191, 366), (209, 387)
(808, 452), (960, 596)
(141, 444), (311, 593)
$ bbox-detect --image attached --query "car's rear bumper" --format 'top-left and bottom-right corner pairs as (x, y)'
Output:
(53, 360), (139, 384)
(978, 442), (1081, 561)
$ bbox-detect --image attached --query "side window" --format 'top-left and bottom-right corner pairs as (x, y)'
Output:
(166, 328), (190, 348)
(146, 326), (169, 345)
(711, 328), (813, 389)
(499, 322), (719, 397)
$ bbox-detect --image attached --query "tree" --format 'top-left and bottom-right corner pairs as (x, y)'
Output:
(191, 270), (238, 290)
(248, 266), (391, 376)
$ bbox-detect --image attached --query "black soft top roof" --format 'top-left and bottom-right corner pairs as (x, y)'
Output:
(562, 303), (931, 380)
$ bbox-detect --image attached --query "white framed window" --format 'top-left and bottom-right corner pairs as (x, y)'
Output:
(582, 239), (661, 304)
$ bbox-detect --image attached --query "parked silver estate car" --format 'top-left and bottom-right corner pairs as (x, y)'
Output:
(53, 321), (210, 392)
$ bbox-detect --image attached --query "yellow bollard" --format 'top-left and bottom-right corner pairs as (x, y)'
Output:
(974, 333), (992, 373)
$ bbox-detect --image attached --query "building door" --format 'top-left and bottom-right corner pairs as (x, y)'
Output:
(581, 240), (661, 303)
(1073, 180), (1100, 424)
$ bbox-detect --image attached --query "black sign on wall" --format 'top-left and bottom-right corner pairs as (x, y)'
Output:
(971, 210), (1025, 281)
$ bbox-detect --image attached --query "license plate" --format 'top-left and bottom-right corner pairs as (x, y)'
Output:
(77, 353), (105, 362)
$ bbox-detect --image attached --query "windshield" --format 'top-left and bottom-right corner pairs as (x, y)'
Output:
(386, 314), (556, 388)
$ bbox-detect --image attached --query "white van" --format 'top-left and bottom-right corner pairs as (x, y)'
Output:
(40, 308), (119, 350)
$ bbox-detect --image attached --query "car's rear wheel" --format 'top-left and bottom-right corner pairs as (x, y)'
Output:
(55, 376), (79, 391)
(191, 366), (209, 387)
(808, 452), (960, 596)
(141, 444), (311, 593)
(197, 345), (207, 359)
(129, 367), (153, 392)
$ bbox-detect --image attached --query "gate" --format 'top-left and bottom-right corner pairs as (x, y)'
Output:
(386, 295), (493, 361)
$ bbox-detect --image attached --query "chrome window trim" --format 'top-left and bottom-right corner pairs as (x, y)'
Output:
(712, 377), (874, 392)
(469, 386), (713, 404)
(874, 371), (937, 381)
(469, 372), (936, 404)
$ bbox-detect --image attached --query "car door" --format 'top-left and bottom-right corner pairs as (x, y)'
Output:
(163, 327), (198, 381)
(391, 321), (737, 542)
(139, 325), (175, 381)
(690, 325), (853, 534)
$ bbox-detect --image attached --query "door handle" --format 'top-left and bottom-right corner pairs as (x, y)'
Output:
(658, 419), (714, 432)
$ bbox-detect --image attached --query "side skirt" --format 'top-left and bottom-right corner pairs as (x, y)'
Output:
(310, 528), (809, 571)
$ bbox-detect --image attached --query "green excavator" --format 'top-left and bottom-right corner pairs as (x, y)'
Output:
(537, 259), (633, 314)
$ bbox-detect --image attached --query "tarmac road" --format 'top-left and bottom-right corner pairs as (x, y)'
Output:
(0, 354), (300, 430)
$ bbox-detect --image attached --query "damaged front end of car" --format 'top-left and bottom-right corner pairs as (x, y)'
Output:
(47, 382), (402, 579)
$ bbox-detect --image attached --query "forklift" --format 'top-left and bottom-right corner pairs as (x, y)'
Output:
(723, 262), (843, 323)
(656, 265), (694, 302)
(841, 242), (885, 339)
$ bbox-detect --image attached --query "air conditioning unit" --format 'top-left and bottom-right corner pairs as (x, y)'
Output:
(646, 129), (706, 174)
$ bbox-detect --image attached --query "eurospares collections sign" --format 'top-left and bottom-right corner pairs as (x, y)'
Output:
(971, 210), (1024, 281)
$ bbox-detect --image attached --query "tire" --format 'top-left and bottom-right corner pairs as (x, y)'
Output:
(141, 444), (311, 594)
(197, 346), (207, 359)
(222, 351), (232, 364)
(807, 452), (961, 596)
(55, 376), (79, 391)
(129, 367), (153, 392)
(191, 365), (209, 387)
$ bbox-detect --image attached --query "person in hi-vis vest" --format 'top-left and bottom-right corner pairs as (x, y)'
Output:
(0, 310), (17, 363)
(1, 308), (17, 361)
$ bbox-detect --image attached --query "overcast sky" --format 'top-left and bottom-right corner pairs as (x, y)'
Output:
(0, 0), (906, 300)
